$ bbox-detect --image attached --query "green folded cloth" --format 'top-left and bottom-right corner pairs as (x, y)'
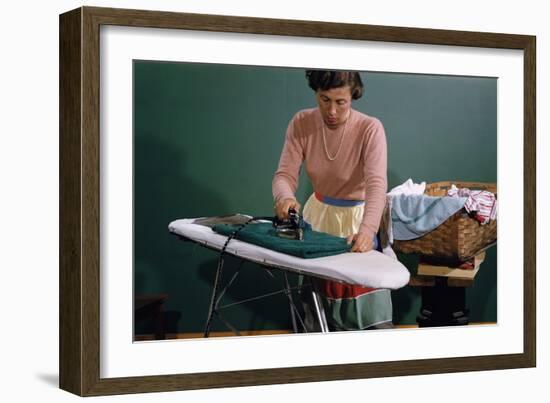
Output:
(212, 222), (351, 259)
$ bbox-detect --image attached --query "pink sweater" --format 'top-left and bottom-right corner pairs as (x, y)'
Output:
(272, 107), (387, 238)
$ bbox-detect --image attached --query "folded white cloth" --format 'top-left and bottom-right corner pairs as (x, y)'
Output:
(388, 178), (426, 197)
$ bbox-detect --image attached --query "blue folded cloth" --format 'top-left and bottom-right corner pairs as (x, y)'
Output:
(391, 194), (467, 240)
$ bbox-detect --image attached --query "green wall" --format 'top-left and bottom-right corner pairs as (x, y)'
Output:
(134, 61), (497, 334)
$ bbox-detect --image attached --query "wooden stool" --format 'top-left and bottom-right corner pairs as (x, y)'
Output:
(409, 252), (485, 327)
(135, 293), (168, 340)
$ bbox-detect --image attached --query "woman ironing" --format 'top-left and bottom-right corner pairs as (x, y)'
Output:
(272, 70), (392, 331)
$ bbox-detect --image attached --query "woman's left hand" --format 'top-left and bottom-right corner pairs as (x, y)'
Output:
(346, 232), (374, 253)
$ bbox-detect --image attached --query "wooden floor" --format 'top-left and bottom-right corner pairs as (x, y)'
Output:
(134, 322), (496, 341)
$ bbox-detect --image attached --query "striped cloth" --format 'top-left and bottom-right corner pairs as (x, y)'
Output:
(447, 184), (498, 225)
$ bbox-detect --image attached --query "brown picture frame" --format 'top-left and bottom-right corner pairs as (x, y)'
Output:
(59, 6), (536, 396)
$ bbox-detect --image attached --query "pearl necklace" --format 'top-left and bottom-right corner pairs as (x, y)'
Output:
(322, 112), (349, 161)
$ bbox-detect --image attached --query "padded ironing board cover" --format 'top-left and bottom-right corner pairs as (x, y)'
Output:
(169, 219), (410, 290)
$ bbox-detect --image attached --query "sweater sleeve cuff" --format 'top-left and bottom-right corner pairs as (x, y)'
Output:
(274, 193), (296, 203)
(358, 223), (376, 241)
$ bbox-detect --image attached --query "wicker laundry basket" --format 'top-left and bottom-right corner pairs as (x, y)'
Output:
(392, 181), (497, 262)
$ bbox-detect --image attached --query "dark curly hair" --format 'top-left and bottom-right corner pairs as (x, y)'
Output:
(305, 70), (364, 100)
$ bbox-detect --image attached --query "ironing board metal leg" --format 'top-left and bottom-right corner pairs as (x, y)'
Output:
(216, 311), (241, 336)
(204, 256), (322, 336)
(204, 258), (225, 337)
(283, 272), (298, 333)
(215, 261), (243, 307)
(310, 279), (329, 333)
(318, 297), (329, 331)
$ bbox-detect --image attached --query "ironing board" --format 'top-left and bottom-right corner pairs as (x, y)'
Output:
(169, 218), (410, 336)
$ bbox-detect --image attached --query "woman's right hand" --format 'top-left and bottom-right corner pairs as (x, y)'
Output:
(275, 198), (301, 220)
